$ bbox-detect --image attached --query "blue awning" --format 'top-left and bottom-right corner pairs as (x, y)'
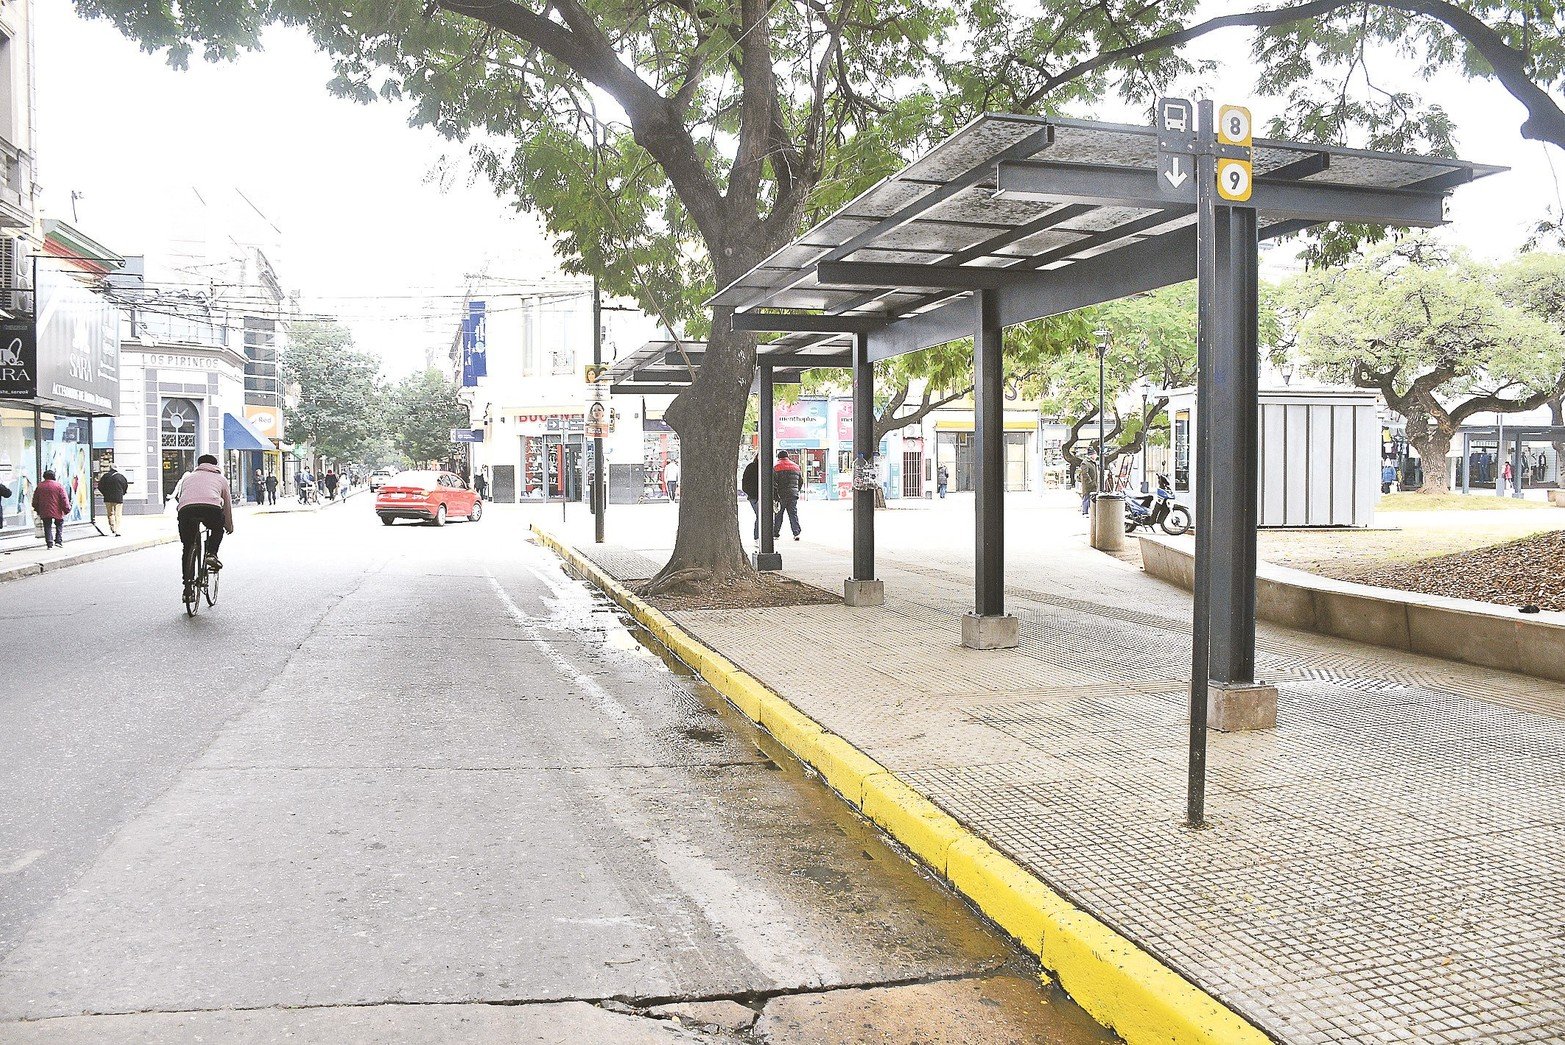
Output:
(223, 412), (274, 452)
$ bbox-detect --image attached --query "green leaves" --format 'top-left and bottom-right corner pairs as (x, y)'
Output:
(387, 368), (468, 466)
(1286, 236), (1565, 408)
(282, 322), (385, 463)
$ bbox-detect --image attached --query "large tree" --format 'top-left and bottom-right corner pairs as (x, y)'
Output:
(282, 321), (384, 465)
(388, 368), (468, 467)
(1499, 251), (1565, 488)
(78, 0), (1565, 588)
(1286, 238), (1565, 493)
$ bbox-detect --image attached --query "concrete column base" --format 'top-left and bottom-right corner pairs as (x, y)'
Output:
(1207, 682), (1279, 732)
(752, 551), (783, 573)
(962, 613), (1020, 650)
(844, 578), (884, 606)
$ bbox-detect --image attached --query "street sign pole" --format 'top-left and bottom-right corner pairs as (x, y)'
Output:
(1188, 98), (1217, 829)
(592, 278), (605, 543)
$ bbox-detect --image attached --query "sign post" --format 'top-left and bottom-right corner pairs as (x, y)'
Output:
(590, 279), (605, 542)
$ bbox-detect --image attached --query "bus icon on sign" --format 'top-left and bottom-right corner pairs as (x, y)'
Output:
(1160, 98), (1192, 133)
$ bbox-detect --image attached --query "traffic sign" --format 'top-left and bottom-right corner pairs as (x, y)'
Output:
(1159, 97), (1193, 135)
(1217, 158), (1253, 202)
(1217, 105), (1252, 147)
(1155, 96), (1197, 199)
(1160, 153), (1192, 193)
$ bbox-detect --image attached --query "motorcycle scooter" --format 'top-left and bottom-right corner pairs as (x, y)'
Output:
(1124, 474), (1191, 536)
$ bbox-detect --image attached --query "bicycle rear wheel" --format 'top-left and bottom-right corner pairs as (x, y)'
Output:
(205, 562), (219, 606)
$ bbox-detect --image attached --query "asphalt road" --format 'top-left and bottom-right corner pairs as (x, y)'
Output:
(0, 501), (1113, 1043)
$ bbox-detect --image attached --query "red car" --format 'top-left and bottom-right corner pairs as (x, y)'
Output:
(375, 470), (482, 526)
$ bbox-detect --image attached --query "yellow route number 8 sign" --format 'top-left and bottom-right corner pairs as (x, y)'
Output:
(1217, 158), (1253, 202)
(1218, 105), (1252, 146)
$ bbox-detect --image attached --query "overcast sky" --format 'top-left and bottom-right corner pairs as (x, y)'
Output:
(34, 2), (1565, 377)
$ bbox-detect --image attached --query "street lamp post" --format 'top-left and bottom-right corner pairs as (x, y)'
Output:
(1094, 329), (1110, 494)
(1135, 376), (1152, 493)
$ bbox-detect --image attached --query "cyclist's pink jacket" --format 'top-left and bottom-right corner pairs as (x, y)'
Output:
(174, 464), (235, 533)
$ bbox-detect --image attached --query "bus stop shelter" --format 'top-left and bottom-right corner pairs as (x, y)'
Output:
(705, 105), (1497, 824)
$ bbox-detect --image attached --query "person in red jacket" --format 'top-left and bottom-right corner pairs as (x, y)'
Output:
(31, 469), (71, 549)
(772, 450), (804, 541)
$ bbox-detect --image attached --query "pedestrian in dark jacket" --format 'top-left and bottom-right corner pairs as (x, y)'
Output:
(251, 468), (266, 505)
(97, 466), (130, 536)
(325, 470), (340, 500)
(264, 472), (278, 505)
(473, 472), (488, 501)
(740, 457), (760, 539)
(772, 450), (804, 540)
(936, 464), (949, 499)
(32, 469), (71, 548)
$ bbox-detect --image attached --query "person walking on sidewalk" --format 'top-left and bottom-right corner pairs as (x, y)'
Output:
(772, 450), (803, 541)
(740, 455), (760, 539)
(473, 471), (488, 502)
(264, 471), (278, 506)
(32, 470), (71, 549)
(97, 465), (130, 536)
(1078, 454), (1098, 516)
(1503, 459), (1514, 496)
(325, 470), (340, 501)
(936, 464), (949, 499)
(252, 469), (266, 506)
(663, 458), (681, 503)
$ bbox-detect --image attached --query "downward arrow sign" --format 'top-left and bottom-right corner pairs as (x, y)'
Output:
(1163, 157), (1189, 188)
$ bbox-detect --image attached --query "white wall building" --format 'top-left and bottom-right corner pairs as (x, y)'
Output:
(453, 281), (659, 502)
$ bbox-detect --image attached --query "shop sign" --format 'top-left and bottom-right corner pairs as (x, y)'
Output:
(245, 404), (283, 439)
(450, 428), (484, 443)
(835, 401), (854, 442)
(35, 263), (118, 411)
(775, 398), (828, 444)
(0, 317), (36, 398)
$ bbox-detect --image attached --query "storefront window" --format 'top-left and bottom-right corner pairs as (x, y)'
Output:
(40, 413), (92, 523)
(0, 406), (37, 536)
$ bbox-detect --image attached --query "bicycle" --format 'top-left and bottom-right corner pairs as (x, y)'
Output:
(183, 525), (220, 617)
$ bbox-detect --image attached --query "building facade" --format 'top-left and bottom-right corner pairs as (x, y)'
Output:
(454, 283), (658, 503)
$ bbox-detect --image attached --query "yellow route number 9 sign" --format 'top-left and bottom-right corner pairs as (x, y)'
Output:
(1217, 158), (1253, 202)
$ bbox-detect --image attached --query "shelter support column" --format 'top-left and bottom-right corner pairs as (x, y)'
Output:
(1202, 202), (1276, 732)
(962, 289), (1019, 649)
(755, 364), (782, 572)
(845, 331), (884, 606)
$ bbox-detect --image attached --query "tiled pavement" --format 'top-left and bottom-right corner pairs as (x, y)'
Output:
(547, 500), (1565, 1044)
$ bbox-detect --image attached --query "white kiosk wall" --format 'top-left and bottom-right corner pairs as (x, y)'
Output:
(1167, 387), (1380, 528)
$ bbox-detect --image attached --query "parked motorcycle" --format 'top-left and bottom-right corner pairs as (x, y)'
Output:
(1124, 474), (1191, 536)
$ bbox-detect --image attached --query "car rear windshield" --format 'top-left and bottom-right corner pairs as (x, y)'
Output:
(383, 472), (440, 489)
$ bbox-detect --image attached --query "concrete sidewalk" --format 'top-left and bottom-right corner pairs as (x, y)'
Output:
(546, 499), (1565, 1044)
(0, 486), (368, 582)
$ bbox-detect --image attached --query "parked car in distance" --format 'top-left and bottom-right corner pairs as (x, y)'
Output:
(375, 471), (482, 527)
(369, 468), (397, 492)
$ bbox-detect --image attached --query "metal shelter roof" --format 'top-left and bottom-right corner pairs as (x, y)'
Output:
(609, 337), (854, 393)
(711, 113), (1503, 361)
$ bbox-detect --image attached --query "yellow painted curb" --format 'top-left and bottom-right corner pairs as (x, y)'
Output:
(530, 525), (1273, 1045)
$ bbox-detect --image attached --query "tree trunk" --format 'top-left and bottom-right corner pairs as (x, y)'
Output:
(1408, 428), (1454, 494)
(641, 315), (755, 595)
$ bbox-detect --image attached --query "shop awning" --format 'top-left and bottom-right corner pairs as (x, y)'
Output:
(223, 412), (274, 452)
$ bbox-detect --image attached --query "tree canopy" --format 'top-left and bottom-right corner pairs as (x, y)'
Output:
(388, 368), (468, 467)
(1285, 238), (1565, 493)
(282, 321), (384, 464)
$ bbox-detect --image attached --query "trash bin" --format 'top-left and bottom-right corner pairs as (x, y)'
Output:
(1090, 492), (1125, 552)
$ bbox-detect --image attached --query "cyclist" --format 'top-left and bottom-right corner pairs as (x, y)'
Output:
(172, 453), (235, 601)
